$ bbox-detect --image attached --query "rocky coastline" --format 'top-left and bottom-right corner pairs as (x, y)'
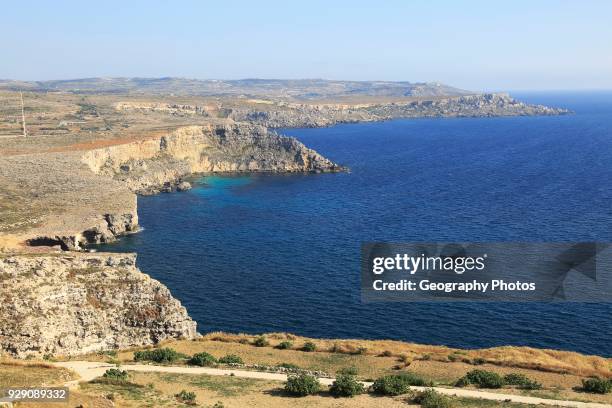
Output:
(0, 89), (569, 358)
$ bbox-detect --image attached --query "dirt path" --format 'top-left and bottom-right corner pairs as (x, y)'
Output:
(54, 361), (612, 408)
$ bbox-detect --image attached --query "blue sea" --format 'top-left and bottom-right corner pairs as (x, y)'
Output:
(98, 92), (612, 356)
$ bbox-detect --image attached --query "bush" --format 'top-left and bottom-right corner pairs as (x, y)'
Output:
(460, 369), (504, 389)
(414, 389), (455, 408)
(103, 368), (128, 382)
(278, 362), (300, 370)
(277, 341), (293, 350)
(455, 376), (471, 387)
(371, 375), (412, 396)
(253, 336), (269, 347)
(337, 366), (358, 376)
(284, 373), (321, 396)
(329, 374), (365, 397)
(581, 377), (612, 394)
(503, 373), (542, 390)
(302, 342), (316, 352)
(472, 357), (486, 365)
(188, 352), (218, 367)
(218, 354), (243, 365)
(134, 348), (186, 363)
(175, 389), (196, 404)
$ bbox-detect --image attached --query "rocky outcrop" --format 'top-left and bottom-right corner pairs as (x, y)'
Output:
(0, 252), (196, 357)
(81, 122), (345, 194)
(227, 93), (570, 128)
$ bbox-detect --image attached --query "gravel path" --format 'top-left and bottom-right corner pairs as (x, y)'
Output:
(54, 361), (612, 408)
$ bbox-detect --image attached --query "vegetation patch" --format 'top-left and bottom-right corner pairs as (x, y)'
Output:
(175, 389), (197, 405)
(579, 377), (612, 394)
(276, 341), (293, 350)
(503, 373), (542, 390)
(413, 389), (455, 408)
(253, 336), (269, 347)
(456, 369), (504, 389)
(329, 373), (365, 397)
(284, 373), (321, 396)
(103, 368), (129, 382)
(188, 352), (218, 367)
(218, 354), (243, 365)
(134, 347), (186, 363)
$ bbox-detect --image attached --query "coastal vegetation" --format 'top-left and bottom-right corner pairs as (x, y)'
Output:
(284, 373), (321, 396)
(329, 372), (365, 397)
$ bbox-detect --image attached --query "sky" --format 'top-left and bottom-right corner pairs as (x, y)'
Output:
(1, 0), (611, 91)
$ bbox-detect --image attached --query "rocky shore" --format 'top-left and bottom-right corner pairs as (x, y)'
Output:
(0, 85), (570, 358)
(0, 252), (196, 357)
(81, 123), (345, 195)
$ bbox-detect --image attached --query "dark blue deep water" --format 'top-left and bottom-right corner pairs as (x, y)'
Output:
(99, 92), (612, 356)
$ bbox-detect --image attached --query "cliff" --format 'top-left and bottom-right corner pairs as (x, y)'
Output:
(0, 252), (196, 357)
(0, 120), (344, 357)
(227, 93), (570, 128)
(81, 122), (345, 194)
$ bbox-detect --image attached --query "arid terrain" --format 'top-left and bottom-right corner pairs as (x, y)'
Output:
(2, 78), (604, 408)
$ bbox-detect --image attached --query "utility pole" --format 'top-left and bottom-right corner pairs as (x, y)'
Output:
(20, 91), (27, 137)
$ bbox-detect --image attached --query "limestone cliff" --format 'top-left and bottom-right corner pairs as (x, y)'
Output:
(0, 252), (196, 357)
(81, 122), (345, 194)
(227, 93), (570, 128)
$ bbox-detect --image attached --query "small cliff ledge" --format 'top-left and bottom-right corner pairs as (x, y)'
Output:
(0, 252), (196, 357)
(82, 123), (345, 194)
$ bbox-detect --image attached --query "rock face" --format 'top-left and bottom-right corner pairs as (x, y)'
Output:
(226, 93), (570, 128)
(81, 123), (345, 194)
(0, 253), (196, 357)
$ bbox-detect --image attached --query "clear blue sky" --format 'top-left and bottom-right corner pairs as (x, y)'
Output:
(2, 0), (611, 91)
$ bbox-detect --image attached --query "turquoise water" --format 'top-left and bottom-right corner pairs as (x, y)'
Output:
(98, 92), (612, 356)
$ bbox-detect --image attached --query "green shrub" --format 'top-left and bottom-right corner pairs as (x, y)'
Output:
(414, 389), (455, 408)
(503, 373), (542, 390)
(581, 377), (612, 394)
(284, 373), (321, 396)
(399, 372), (428, 386)
(133, 348), (186, 363)
(371, 375), (412, 396)
(175, 389), (196, 404)
(277, 341), (293, 350)
(455, 376), (471, 387)
(302, 341), (316, 352)
(188, 352), (218, 367)
(354, 347), (368, 355)
(253, 336), (269, 347)
(329, 374), (365, 397)
(218, 354), (243, 365)
(460, 369), (504, 389)
(337, 366), (358, 376)
(277, 362), (300, 370)
(211, 402), (224, 408)
(102, 368), (128, 382)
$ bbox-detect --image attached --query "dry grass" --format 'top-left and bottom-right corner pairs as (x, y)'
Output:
(0, 359), (73, 388)
(69, 336), (612, 404)
(198, 332), (612, 378)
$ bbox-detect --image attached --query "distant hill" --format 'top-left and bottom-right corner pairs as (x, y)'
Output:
(0, 77), (470, 99)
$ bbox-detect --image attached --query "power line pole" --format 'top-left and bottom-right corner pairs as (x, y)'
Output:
(20, 91), (27, 137)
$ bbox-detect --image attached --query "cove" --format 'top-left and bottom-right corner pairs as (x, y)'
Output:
(96, 92), (612, 356)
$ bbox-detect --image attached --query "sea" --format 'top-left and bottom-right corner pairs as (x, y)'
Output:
(97, 91), (612, 356)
